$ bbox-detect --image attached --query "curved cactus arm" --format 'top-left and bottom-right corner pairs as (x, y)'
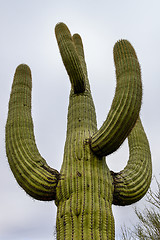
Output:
(111, 117), (152, 206)
(5, 64), (60, 201)
(90, 40), (142, 157)
(55, 22), (86, 94)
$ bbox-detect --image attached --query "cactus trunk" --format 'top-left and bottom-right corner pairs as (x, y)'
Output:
(55, 90), (114, 239)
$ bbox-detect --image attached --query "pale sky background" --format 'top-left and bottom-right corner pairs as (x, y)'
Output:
(0, 0), (160, 239)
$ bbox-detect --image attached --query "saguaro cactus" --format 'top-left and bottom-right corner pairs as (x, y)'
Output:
(6, 22), (152, 239)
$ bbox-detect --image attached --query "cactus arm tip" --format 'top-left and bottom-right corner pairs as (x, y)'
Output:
(5, 64), (60, 201)
(111, 117), (152, 206)
(90, 40), (142, 157)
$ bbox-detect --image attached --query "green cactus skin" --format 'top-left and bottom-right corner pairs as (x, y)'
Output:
(55, 23), (86, 94)
(5, 22), (152, 240)
(5, 65), (60, 201)
(91, 40), (142, 156)
(111, 117), (152, 206)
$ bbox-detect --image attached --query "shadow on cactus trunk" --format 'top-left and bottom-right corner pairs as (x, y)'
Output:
(5, 22), (152, 240)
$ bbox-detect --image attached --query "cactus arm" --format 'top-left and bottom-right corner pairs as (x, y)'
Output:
(72, 34), (85, 60)
(72, 34), (88, 80)
(111, 117), (152, 206)
(90, 40), (142, 157)
(55, 22), (86, 94)
(5, 64), (60, 201)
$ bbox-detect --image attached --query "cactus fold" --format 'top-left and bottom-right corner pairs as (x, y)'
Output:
(5, 22), (152, 239)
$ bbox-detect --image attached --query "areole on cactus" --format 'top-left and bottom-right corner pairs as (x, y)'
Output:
(5, 22), (152, 239)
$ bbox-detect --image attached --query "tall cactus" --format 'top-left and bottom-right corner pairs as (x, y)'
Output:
(5, 22), (152, 239)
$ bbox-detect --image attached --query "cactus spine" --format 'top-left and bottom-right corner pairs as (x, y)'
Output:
(5, 23), (152, 239)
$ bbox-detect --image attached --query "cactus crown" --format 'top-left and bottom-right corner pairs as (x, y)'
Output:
(5, 22), (152, 239)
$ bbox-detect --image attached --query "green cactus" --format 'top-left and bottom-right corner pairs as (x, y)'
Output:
(5, 22), (152, 239)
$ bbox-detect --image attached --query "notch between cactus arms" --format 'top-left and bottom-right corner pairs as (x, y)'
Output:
(90, 39), (142, 157)
(5, 64), (60, 201)
(111, 117), (152, 206)
(55, 22), (86, 94)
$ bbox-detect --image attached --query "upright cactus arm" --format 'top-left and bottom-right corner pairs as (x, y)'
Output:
(55, 23), (86, 94)
(72, 33), (88, 81)
(5, 64), (60, 201)
(90, 40), (142, 157)
(111, 117), (152, 206)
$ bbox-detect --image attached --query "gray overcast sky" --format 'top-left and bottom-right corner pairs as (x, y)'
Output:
(0, 0), (160, 239)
